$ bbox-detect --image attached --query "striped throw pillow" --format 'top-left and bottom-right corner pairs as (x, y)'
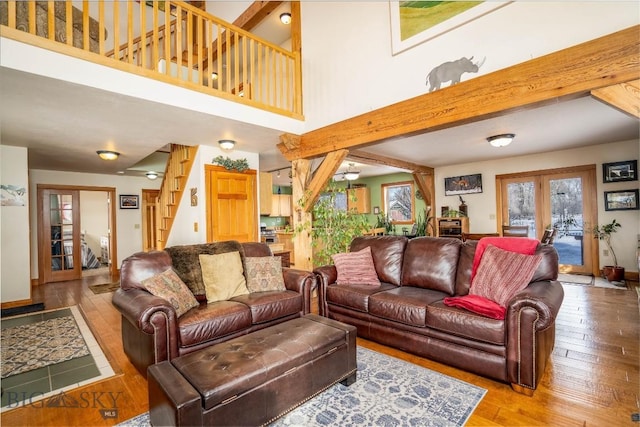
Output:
(470, 244), (542, 307)
(332, 246), (381, 286)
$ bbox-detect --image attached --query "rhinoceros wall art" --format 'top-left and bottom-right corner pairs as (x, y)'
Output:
(425, 56), (486, 92)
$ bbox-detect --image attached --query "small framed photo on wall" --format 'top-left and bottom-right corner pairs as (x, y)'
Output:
(602, 160), (637, 183)
(604, 189), (639, 211)
(119, 194), (139, 209)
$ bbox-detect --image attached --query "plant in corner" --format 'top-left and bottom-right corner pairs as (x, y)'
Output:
(295, 181), (371, 267)
(591, 218), (624, 282)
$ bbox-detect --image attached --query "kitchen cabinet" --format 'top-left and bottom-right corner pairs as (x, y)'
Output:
(259, 172), (272, 215)
(347, 187), (371, 214)
(276, 232), (295, 265)
(270, 194), (292, 217)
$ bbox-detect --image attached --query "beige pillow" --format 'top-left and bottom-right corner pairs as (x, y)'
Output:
(199, 252), (249, 303)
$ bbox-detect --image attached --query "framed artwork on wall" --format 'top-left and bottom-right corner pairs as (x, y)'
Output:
(389, 1), (511, 55)
(444, 174), (482, 196)
(602, 160), (637, 183)
(604, 189), (639, 211)
(119, 195), (139, 209)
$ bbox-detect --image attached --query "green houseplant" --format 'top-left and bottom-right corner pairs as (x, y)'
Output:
(296, 181), (371, 267)
(592, 218), (624, 282)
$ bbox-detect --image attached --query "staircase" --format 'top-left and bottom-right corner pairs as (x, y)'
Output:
(156, 144), (198, 249)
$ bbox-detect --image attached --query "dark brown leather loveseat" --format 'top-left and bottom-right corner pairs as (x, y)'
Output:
(112, 241), (316, 375)
(315, 235), (564, 395)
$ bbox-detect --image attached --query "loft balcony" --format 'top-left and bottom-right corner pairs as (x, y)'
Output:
(0, 0), (303, 119)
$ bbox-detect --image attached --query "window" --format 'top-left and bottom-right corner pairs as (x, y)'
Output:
(382, 181), (414, 224)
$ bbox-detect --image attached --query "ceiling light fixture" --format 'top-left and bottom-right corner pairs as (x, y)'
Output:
(487, 133), (515, 147)
(146, 171), (159, 180)
(211, 72), (218, 80)
(218, 139), (235, 150)
(344, 163), (360, 181)
(280, 12), (292, 25)
(97, 150), (120, 160)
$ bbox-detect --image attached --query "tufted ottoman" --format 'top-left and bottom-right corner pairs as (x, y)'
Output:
(147, 314), (357, 426)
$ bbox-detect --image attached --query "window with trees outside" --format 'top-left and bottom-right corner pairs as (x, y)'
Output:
(382, 181), (415, 224)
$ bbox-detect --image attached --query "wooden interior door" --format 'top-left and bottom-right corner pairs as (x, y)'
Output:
(38, 187), (82, 283)
(205, 165), (258, 242)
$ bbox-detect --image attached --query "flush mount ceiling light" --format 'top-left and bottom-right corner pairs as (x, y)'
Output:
(487, 133), (515, 148)
(218, 139), (235, 150)
(344, 163), (360, 181)
(146, 171), (159, 180)
(280, 12), (292, 24)
(96, 150), (120, 160)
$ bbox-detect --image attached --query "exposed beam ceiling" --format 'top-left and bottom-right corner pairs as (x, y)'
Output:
(347, 150), (433, 174)
(591, 80), (640, 119)
(278, 25), (640, 162)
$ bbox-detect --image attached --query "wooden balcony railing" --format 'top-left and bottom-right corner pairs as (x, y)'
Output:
(0, 0), (302, 118)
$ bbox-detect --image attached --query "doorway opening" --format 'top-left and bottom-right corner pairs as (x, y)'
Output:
(37, 185), (117, 284)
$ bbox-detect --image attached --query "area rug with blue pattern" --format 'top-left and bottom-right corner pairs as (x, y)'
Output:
(118, 346), (486, 427)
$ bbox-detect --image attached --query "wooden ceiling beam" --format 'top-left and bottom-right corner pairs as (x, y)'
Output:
(412, 172), (433, 207)
(348, 150), (434, 174)
(591, 80), (640, 119)
(302, 150), (348, 212)
(278, 25), (640, 161)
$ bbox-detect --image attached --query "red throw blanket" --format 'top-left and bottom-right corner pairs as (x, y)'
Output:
(444, 237), (540, 319)
(471, 237), (539, 281)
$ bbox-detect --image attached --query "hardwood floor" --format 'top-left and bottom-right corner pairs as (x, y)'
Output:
(2, 273), (638, 426)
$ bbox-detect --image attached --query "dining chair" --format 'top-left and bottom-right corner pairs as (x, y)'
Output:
(502, 225), (529, 237)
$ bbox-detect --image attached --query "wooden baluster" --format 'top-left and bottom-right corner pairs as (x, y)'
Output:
(207, 22), (213, 88)
(139, 0), (146, 67)
(175, 5), (182, 80)
(216, 25), (223, 92)
(47, 1), (55, 41)
(7, 1), (16, 29)
(127, 0), (133, 63)
(113, 0), (119, 60)
(152, 1), (159, 70)
(82, 0), (89, 51)
(164, 3), (171, 74)
(186, 10), (193, 82)
(249, 39), (255, 101)
(233, 32), (239, 95)
(197, 15), (202, 85)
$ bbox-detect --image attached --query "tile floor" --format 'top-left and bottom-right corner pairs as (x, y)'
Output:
(1, 306), (114, 411)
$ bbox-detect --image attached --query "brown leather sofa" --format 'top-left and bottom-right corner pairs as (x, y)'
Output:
(315, 236), (564, 395)
(112, 242), (316, 375)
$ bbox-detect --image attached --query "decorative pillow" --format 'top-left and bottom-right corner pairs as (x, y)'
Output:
(199, 252), (249, 303)
(331, 246), (381, 286)
(470, 244), (542, 307)
(142, 268), (199, 317)
(165, 241), (245, 298)
(244, 257), (286, 293)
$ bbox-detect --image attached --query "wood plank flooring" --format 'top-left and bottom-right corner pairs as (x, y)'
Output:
(1, 273), (637, 426)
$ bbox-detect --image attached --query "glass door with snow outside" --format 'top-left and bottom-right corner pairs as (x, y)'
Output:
(499, 167), (595, 275)
(543, 172), (593, 274)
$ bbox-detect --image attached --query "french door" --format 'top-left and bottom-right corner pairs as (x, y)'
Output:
(39, 188), (82, 283)
(497, 165), (598, 275)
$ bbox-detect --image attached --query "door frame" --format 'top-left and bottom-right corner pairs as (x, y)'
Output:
(496, 164), (599, 276)
(37, 184), (118, 284)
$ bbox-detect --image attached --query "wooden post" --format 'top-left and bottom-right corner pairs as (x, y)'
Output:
(291, 159), (313, 271)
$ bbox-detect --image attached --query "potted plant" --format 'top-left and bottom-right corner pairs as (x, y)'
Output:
(592, 219), (624, 282)
(296, 181), (371, 267)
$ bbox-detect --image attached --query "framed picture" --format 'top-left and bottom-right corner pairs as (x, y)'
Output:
(373, 206), (380, 215)
(444, 174), (483, 196)
(604, 189), (639, 211)
(119, 195), (139, 209)
(602, 160), (637, 183)
(389, 1), (511, 55)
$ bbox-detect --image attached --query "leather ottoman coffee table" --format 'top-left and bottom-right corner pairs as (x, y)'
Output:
(147, 314), (357, 426)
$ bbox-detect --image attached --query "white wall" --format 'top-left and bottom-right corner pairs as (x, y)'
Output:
(80, 191), (110, 257)
(300, 1), (639, 131)
(1, 146), (32, 303)
(435, 139), (639, 272)
(28, 170), (161, 279)
(167, 146), (260, 246)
